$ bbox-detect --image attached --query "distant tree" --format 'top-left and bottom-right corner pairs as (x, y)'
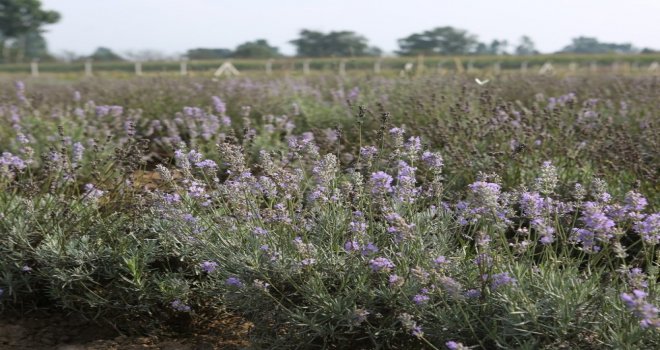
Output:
(186, 48), (233, 60)
(561, 36), (637, 54)
(515, 36), (539, 55)
(90, 47), (124, 61)
(640, 47), (657, 54)
(232, 39), (280, 58)
(0, 0), (60, 63)
(124, 49), (172, 61)
(397, 27), (478, 56)
(290, 30), (379, 57)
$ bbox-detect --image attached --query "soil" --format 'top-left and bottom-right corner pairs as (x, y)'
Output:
(0, 312), (252, 350)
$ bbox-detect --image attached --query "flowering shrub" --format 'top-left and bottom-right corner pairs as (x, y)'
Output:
(0, 76), (659, 348)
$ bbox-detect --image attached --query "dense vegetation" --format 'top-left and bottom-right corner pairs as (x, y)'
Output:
(0, 74), (659, 349)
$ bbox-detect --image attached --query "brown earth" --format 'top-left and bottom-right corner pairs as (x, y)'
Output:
(0, 312), (252, 350)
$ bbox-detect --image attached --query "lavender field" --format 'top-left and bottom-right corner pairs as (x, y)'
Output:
(0, 74), (659, 349)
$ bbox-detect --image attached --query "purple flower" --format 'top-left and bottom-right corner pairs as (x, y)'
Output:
(162, 193), (181, 204)
(485, 272), (517, 290)
(348, 86), (360, 100)
(635, 213), (660, 244)
(369, 257), (395, 272)
(200, 261), (218, 273)
(171, 299), (191, 312)
(411, 325), (424, 338)
(253, 227), (269, 236)
(404, 136), (422, 155)
(446, 341), (467, 350)
(412, 293), (430, 305)
(226, 277), (244, 288)
(360, 146), (378, 158)
(388, 274), (403, 287)
(361, 242), (379, 256)
(195, 159), (218, 169)
(395, 161), (418, 203)
(621, 290), (660, 329)
(625, 191), (648, 212)
(433, 256), (448, 266)
(421, 151), (443, 171)
(22, 265), (32, 272)
(369, 171), (393, 194)
(344, 240), (360, 252)
(300, 258), (317, 266)
(211, 96), (226, 114)
(464, 289), (481, 298)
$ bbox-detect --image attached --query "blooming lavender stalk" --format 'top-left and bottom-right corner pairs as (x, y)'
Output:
(369, 257), (395, 273)
(200, 261), (218, 273)
(621, 290), (660, 329)
(369, 171), (393, 195)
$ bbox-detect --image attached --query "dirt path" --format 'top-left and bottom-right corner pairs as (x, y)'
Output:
(0, 312), (252, 350)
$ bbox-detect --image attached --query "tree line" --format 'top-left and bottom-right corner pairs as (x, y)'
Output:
(1, 0), (657, 64)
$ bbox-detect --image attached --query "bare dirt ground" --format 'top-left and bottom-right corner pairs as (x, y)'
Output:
(0, 312), (252, 350)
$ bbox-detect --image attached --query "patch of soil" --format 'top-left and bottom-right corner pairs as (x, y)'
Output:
(0, 312), (252, 350)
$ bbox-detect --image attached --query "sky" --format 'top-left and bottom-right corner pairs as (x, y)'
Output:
(40, 0), (660, 57)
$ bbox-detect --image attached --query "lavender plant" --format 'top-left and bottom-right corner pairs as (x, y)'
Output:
(0, 76), (658, 348)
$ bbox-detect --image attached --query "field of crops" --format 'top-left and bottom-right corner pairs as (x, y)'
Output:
(0, 73), (659, 349)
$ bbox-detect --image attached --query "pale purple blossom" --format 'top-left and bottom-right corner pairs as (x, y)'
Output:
(369, 257), (395, 272)
(200, 261), (218, 273)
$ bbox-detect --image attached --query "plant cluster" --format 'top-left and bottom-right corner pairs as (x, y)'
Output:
(0, 76), (658, 348)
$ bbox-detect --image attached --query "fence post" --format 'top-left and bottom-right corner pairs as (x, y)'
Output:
(416, 55), (425, 75)
(467, 60), (474, 73)
(374, 59), (382, 74)
(649, 62), (659, 72)
(521, 61), (528, 73)
(135, 61), (142, 76)
(265, 59), (273, 75)
(493, 62), (501, 74)
(303, 60), (310, 75)
(180, 59), (188, 76)
(339, 59), (346, 77)
(31, 59), (39, 77)
(85, 59), (93, 77)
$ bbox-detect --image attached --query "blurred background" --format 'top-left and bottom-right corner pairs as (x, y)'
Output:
(1, 0), (659, 75)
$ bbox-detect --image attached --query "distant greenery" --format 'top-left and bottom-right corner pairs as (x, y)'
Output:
(290, 29), (382, 57)
(0, 0), (60, 63)
(561, 36), (637, 54)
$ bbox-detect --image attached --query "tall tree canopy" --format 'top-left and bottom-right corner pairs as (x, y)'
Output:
(290, 30), (381, 57)
(397, 27), (478, 56)
(90, 47), (123, 61)
(0, 0), (60, 38)
(0, 0), (60, 62)
(232, 39), (280, 58)
(186, 48), (232, 60)
(560, 37), (636, 54)
(515, 36), (539, 55)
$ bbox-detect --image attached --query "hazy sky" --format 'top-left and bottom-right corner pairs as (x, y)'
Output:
(40, 0), (660, 57)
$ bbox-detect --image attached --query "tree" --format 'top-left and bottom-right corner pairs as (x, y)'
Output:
(515, 36), (539, 55)
(397, 27), (478, 56)
(90, 47), (123, 61)
(232, 39), (280, 58)
(560, 36), (637, 54)
(0, 0), (60, 63)
(186, 48), (232, 60)
(290, 30), (380, 57)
